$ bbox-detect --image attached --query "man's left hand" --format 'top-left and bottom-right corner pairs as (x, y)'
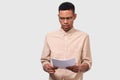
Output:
(66, 63), (89, 73)
(66, 65), (80, 73)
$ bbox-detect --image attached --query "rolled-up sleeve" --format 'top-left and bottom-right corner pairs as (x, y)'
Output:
(81, 35), (92, 70)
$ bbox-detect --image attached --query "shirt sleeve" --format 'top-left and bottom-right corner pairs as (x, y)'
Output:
(81, 35), (92, 70)
(41, 35), (51, 66)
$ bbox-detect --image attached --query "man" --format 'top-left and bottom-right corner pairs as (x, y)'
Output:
(41, 2), (92, 80)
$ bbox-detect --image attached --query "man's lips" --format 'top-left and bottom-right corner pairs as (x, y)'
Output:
(63, 25), (69, 28)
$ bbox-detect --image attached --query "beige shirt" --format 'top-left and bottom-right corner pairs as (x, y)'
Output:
(41, 28), (92, 80)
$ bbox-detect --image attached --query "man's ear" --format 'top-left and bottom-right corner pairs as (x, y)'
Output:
(74, 13), (77, 20)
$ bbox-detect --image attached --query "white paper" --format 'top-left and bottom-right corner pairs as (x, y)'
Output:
(51, 58), (76, 68)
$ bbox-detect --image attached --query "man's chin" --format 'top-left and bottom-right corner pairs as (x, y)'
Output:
(63, 28), (70, 32)
(61, 26), (71, 32)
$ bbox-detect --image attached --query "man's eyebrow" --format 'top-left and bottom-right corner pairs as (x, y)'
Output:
(59, 16), (72, 18)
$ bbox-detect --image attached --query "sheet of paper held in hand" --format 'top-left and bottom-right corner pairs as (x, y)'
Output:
(51, 58), (76, 68)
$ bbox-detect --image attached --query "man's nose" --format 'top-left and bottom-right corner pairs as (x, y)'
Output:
(63, 19), (68, 24)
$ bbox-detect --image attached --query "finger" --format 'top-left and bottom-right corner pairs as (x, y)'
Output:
(54, 66), (58, 69)
(46, 68), (56, 73)
(66, 67), (72, 70)
(66, 67), (74, 71)
(73, 68), (79, 71)
(66, 66), (79, 72)
(46, 68), (50, 71)
(66, 66), (73, 69)
(47, 70), (54, 73)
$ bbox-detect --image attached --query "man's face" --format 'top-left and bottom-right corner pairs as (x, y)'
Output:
(58, 10), (76, 32)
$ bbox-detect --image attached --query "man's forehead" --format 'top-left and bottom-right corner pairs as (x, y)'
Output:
(59, 10), (73, 13)
(59, 10), (74, 17)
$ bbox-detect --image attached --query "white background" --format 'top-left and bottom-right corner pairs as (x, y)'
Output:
(0, 0), (120, 80)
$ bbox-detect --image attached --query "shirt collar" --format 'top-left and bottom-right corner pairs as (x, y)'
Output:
(60, 28), (76, 36)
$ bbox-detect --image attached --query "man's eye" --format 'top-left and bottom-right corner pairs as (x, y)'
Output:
(59, 17), (73, 21)
(60, 18), (65, 20)
(66, 17), (72, 20)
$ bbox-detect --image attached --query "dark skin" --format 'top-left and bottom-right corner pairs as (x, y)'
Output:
(66, 63), (89, 73)
(58, 10), (76, 32)
(43, 64), (57, 73)
(43, 10), (89, 74)
(43, 63), (89, 73)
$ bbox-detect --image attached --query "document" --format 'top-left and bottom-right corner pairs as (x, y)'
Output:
(51, 58), (76, 68)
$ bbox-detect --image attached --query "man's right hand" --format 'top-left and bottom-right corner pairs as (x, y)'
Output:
(43, 64), (57, 74)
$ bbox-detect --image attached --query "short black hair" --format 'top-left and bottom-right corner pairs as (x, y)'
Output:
(58, 2), (75, 13)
